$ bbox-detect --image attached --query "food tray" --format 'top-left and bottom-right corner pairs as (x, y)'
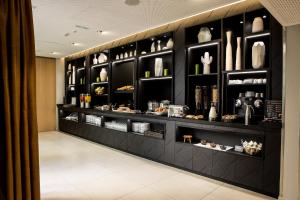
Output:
(194, 143), (233, 152)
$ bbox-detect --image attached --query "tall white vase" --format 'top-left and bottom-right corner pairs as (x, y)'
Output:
(72, 66), (76, 84)
(235, 37), (242, 70)
(154, 58), (163, 77)
(225, 31), (233, 71)
(100, 68), (108, 82)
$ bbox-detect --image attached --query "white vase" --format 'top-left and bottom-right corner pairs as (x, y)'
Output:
(235, 37), (242, 70)
(72, 66), (76, 84)
(116, 54), (119, 60)
(157, 40), (161, 51)
(252, 41), (265, 69)
(151, 42), (155, 52)
(100, 68), (108, 82)
(201, 52), (213, 74)
(68, 63), (71, 71)
(93, 54), (98, 65)
(154, 58), (163, 77)
(120, 53), (124, 59)
(252, 17), (264, 33)
(68, 75), (71, 85)
(225, 31), (233, 71)
(134, 50), (137, 56)
(98, 53), (107, 63)
(124, 52), (128, 58)
(129, 51), (133, 57)
(198, 27), (212, 43)
(209, 103), (217, 122)
(166, 38), (174, 49)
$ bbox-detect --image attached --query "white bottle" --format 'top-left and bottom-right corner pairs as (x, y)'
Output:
(151, 42), (155, 52)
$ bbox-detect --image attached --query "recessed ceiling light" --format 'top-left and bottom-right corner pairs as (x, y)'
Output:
(210, 27), (214, 30)
(240, 21), (243, 24)
(130, 44), (133, 47)
(124, 0), (140, 6)
(72, 42), (81, 46)
(50, 51), (60, 55)
(263, 15), (267, 19)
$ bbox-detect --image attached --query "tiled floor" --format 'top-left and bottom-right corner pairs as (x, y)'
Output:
(39, 131), (275, 200)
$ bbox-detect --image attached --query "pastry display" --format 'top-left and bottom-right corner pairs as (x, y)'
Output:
(117, 85), (134, 91)
(222, 114), (238, 122)
(201, 139), (207, 145)
(209, 142), (216, 148)
(219, 145), (226, 150)
(242, 140), (262, 155)
(95, 104), (111, 111)
(185, 115), (204, 120)
(95, 87), (105, 95)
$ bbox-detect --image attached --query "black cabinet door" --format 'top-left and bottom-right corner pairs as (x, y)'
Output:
(143, 137), (164, 161)
(174, 143), (193, 170)
(127, 134), (145, 156)
(192, 147), (213, 176)
(235, 156), (263, 190)
(59, 119), (78, 136)
(212, 151), (236, 182)
(112, 131), (128, 151)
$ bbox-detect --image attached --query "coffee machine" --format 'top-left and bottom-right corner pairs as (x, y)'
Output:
(234, 91), (264, 122)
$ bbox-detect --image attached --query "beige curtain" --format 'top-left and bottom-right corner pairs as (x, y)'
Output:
(0, 0), (40, 199)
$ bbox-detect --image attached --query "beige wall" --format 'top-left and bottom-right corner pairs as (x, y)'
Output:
(56, 58), (65, 130)
(280, 24), (300, 200)
(36, 57), (56, 132)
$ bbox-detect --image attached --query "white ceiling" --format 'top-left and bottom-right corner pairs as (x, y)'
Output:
(32, 0), (242, 58)
(260, 0), (300, 26)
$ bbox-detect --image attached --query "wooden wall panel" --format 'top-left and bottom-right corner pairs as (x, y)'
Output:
(36, 57), (56, 132)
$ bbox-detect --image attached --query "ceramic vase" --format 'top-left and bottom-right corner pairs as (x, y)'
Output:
(209, 103), (217, 122)
(198, 27), (212, 43)
(72, 66), (76, 84)
(151, 42), (155, 52)
(129, 51), (133, 57)
(116, 55), (119, 60)
(98, 53), (107, 63)
(100, 68), (108, 82)
(120, 53), (124, 59)
(201, 52), (213, 74)
(68, 75), (72, 85)
(235, 37), (242, 70)
(225, 31), (233, 71)
(154, 58), (163, 77)
(252, 17), (264, 33)
(68, 63), (71, 71)
(134, 50), (137, 56)
(157, 40), (161, 51)
(124, 52), (128, 58)
(252, 41), (265, 69)
(166, 38), (174, 49)
(93, 54), (98, 65)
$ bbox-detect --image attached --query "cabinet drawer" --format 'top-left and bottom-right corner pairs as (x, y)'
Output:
(127, 134), (145, 156)
(193, 147), (213, 176)
(212, 151), (236, 182)
(143, 137), (164, 161)
(174, 143), (193, 170)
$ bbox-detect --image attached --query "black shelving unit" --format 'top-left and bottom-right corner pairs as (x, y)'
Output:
(137, 32), (174, 111)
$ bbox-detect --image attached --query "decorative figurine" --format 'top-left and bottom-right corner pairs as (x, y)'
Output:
(157, 40), (161, 51)
(201, 52), (213, 74)
(124, 52), (128, 58)
(116, 54), (119, 60)
(252, 41), (265, 69)
(129, 51), (133, 57)
(154, 58), (163, 77)
(198, 27), (212, 43)
(166, 38), (174, 49)
(98, 53), (107, 63)
(93, 54), (98, 65)
(151, 42), (155, 52)
(252, 17), (264, 33)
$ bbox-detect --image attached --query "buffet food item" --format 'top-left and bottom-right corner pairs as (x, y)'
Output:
(219, 145), (226, 150)
(209, 142), (216, 148)
(242, 140), (263, 155)
(117, 85), (134, 91)
(95, 87), (105, 95)
(95, 104), (111, 111)
(222, 114), (238, 122)
(201, 139), (207, 145)
(185, 115), (204, 120)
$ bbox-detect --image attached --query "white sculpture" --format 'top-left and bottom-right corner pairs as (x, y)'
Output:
(154, 58), (163, 77)
(129, 51), (133, 57)
(124, 52), (128, 58)
(120, 53), (124, 59)
(252, 17), (264, 33)
(166, 38), (174, 49)
(198, 27), (212, 43)
(151, 42), (155, 52)
(252, 41), (265, 69)
(98, 53), (107, 63)
(225, 31), (233, 71)
(201, 52), (213, 74)
(235, 37), (242, 70)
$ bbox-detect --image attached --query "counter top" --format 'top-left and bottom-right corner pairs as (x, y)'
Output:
(57, 104), (282, 133)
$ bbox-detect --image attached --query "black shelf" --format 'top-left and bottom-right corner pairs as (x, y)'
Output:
(91, 62), (109, 68)
(222, 69), (269, 74)
(93, 94), (109, 97)
(227, 83), (266, 87)
(186, 39), (221, 50)
(111, 57), (136, 64)
(139, 76), (172, 81)
(91, 82), (108, 85)
(114, 90), (134, 94)
(244, 31), (271, 39)
(138, 49), (173, 59)
(188, 73), (218, 77)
